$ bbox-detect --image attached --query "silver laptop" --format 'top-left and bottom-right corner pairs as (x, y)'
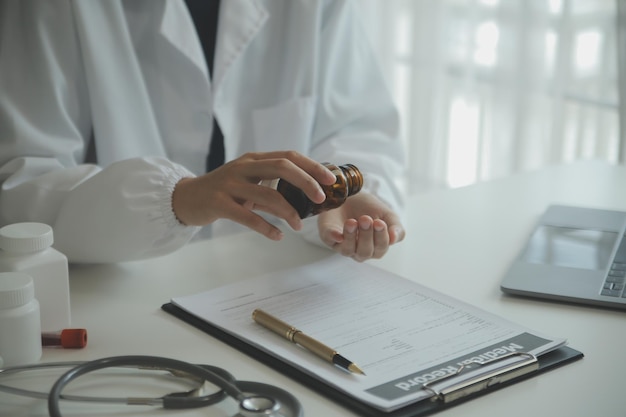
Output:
(501, 204), (626, 310)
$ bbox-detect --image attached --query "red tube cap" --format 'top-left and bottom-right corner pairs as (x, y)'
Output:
(60, 328), (88, 348)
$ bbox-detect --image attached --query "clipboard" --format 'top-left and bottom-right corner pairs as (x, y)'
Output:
(162, 302), (583, 417)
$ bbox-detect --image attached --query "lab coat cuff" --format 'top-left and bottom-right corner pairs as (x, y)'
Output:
(158, 164), (200, 231)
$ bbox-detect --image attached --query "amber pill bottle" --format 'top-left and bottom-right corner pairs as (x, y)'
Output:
(264, 163), (363, 219)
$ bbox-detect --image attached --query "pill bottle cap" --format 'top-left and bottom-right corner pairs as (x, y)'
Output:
(0, 272), (35, 308)
(0, 223), (54, 254)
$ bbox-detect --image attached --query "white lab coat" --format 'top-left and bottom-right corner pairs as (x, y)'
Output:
(0, 0), (404, 263)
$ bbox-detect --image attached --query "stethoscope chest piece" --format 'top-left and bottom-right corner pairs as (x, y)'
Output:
(236, 381), (302, 417)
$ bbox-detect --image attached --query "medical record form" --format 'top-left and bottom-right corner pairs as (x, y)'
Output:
(170, 257), (568, 412)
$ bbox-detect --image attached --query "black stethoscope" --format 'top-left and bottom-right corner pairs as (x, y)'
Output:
(0, 355), (303, 417)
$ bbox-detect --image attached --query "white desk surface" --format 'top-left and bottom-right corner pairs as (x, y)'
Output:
(1, 160), (624, 417)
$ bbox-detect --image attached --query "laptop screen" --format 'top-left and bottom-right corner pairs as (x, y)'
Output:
(521, 226), (618, 271)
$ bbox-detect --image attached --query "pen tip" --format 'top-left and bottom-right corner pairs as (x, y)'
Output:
(349, 363), (366, 375)
(335, 354), (366, 375)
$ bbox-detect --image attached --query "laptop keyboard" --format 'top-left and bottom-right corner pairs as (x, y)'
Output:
(602, 237), (626, 298)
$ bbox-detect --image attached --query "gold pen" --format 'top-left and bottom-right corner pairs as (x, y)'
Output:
(252, 308), (365, 375)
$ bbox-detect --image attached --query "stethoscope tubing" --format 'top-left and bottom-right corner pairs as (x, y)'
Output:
(46, 355), (246, 416)
(0, 355), (302, 417)
(0, 359), (230, 405)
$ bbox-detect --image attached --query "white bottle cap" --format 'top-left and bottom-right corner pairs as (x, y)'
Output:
(0, 223), (54, 254)
(0, 272), (35, 309)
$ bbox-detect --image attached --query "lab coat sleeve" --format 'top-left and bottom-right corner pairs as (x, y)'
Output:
(0, 157), (200, 264)
(300, 0), (406, 246)
(0, 1), (200, 263)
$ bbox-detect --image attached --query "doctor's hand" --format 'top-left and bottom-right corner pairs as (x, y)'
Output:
(317, 193), (405, 262)
(172, 151), (336, 240)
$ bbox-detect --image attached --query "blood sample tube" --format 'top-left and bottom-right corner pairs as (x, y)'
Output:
(42, 328), (87, 348)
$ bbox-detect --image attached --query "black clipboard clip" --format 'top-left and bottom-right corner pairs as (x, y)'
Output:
(422, 352), (539, 404)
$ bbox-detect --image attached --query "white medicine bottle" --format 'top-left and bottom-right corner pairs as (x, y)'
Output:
(0, 223), (71, 332)
(0, 272), (42, 366)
